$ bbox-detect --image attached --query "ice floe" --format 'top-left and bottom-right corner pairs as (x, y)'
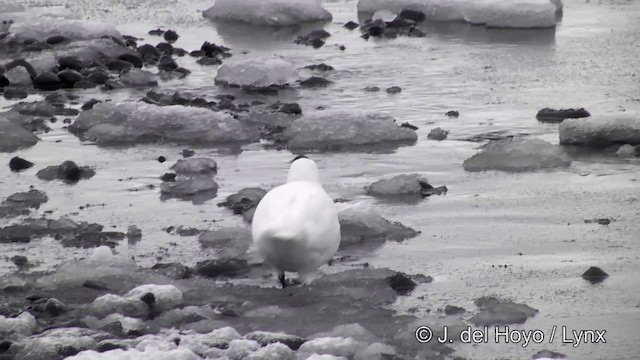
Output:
(463, 138), (572, 172)
(69, 102), (259, 146)
(203, 0), (332, 26)
(559, 114), (640, 147)
(357, 0), (561, 28)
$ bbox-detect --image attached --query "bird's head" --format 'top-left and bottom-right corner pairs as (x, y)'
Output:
(286, 155), (321, 184)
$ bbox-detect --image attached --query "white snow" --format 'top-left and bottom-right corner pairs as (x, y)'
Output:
(215, 57), (297, 88)
(125, 284), (184, 312)
(463, 138), (572, 172)
(89, 284), (183, 318)
(0, 312), (37, 337)
(298, 337), (366, 358)
(559, 115), (640, 147)
(245, 342), (295, 360)
(203, 0), (332, 26)
(66, 348), (201, 360)
(227, 339), (261, 360)
(357, 0), (560, 28)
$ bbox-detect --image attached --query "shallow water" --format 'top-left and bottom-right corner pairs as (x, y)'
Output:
(1, 0), (640, 359)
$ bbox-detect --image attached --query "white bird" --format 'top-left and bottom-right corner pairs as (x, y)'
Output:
(251, 156), (341, 288)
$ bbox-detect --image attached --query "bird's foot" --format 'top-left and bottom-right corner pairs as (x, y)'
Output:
(278, 272), (302, 288)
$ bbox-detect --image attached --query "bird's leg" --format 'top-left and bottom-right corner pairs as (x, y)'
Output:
(278, 271), (287, 288)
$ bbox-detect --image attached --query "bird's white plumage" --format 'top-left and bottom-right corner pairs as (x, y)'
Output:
(251, 158), (340, 281)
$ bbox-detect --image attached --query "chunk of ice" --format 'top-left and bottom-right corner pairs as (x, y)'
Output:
(10, 17), (121, 41)
(463, 138), (572, 172)
(0, 312), (36, 337)
(284, 111), (417, 151)
(559, 115), (640, 147)
(203, 0), (332, 26)
(357, 0), (559, 28)
(66, 348), (201, 360)
(70, 102), (258, 146)
(298, 337), (366, 358)
(215, 57), (297, 88)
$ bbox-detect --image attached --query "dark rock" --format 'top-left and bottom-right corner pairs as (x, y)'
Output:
(44, 91), (70, 105)
(85, 70), (109, 85)
(195, 258), (250, 278)
(386, 86), (402, 94)
(427, 127), (448, 141)
(0, 340), (11, 351)
(140, 292), (156, 306)
(218, 187), (267, 222)
(46, 35), (69, 45)
(23, 41), (52, 52)
(304, 63), (334, 72)
(137, 44), (162, 61)
(388, 272), (417, 295)
(278, 103), (302, 115)
(585, 218), (611, 225)
(126, 225), (142, 242)
(536, 108), (590, 123)
(160, 173), (177, 182)
(3, 87), (29, 100)
(0, 75), (9, 88)
(176, 226), (201, 236)
(106, 59), (134, 72)
(399, 9), (426, 22)
(97, 341), (125, 352)
(400, 122), (418, 130)
(0, 189), (48, 218)
(182, 149), (195, 158)
(158, 156), (167, 163)
(81, 99), (102, 111)
(419, 181), (448, 197)
(57, 69), (84, 88)
(11, 255), (28, 267)
(294, 29), (330, 48)
(9, 156), (34, 172)
(300, 76), (333, 88)
(58, 56), (83, 71)
(581, 266), (609, 284)
(363, 86), (380, 92)
(361, 19), (386, 37)
(197, 57), (222, 66)
(62, 231), (125, 248)
(218, 98), (236, 110)
(163, 30), (179, 43)
(245, 331), (307, 350)
(33, 72), (63, 91)
(45, 298), (66, 316)
(174, 67), (192, 78)
(158, 55), (178, 72)
(148, 28), (165, 36)
(470, 297), (538, 326)
(532, 350), (567, 359)
(461, 130), (530, 143)
(156, 42), (174, 55)
(0, 118), (38, 152)
(36, 161), (96, 183)
(444, 305), (466, 315)
(201, 42), (230, 57)
(83, 280), (110, 291)
(445, 110), (459, 118)
(118, 53), (143, 68)
(344, 21), (359, 30)
(151, 263), (193, 279)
